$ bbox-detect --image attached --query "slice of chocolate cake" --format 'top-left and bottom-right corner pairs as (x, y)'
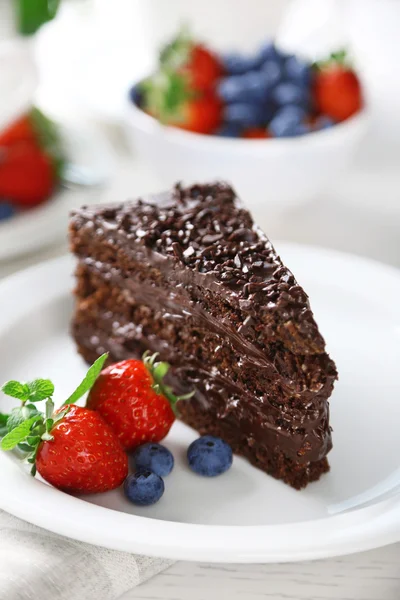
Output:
(70, 183), (337, 489)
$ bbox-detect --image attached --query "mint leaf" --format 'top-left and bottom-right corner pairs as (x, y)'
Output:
(26, 379), (54, 403)
(0, 413), (9, 438)
(2, 381), (30, 401)
(7, 405), (41, 432)
(1, 416), (41, 451)
(63, 353), (108, 406)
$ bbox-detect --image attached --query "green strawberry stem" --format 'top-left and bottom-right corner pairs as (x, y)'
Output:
(143, 351), (194, 415)
(313, 48), (352, 71)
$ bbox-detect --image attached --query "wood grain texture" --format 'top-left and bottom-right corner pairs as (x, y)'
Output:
(124, 544), (400, 600)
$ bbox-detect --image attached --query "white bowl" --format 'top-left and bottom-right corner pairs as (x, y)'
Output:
(124, 98), (368, 219)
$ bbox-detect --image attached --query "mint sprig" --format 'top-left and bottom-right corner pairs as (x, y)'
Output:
(0, 413), (9, 438)
(1, 416), (42, 451)
(2, 379), (54, 404)
(0, 354), (109, 475)
(143, 351), (194, 415)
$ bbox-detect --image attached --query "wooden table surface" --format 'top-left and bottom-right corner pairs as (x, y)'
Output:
(126, 545), (400, 600)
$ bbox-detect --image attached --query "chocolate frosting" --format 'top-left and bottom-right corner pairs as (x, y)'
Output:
(71, 182), (337, 466)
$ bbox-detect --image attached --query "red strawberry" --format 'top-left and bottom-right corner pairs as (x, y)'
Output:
(36, 405), (127, 494)
(0, 141), (55, 207)
(160, 30), (223, 92)
(171, 94), (222, 134)
(313, 50), (362, 122)
(0, 115), (36, 147)
(87, 353), (192, 451)
(180, 44), (223, 92)
(142, 71), (222, 134)
(0, 353), (128, 495)
(242, 128), (271, 139)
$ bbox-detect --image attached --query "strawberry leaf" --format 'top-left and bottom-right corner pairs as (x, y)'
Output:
(30, 107), (66, 180)
(1, 416), (42, 451)
(2, 380), (30, 401)
(143, 351), (194, 415)
(63, 353), (108, 406)
(26, 379), (54, 402)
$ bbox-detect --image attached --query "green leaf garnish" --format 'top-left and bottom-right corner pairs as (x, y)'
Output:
(2, 381), (30, 401)
(1, 416), (42, 451)
(26, 379), (55, 403)
(62, 353), (108, 406)
(0, 413), (9, 438)
(7, 405), (41, 432)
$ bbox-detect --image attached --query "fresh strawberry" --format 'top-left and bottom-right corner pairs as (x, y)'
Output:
(0, 115), (36, 146)
(160, 30), (223, 92)
(87, 353), (193, 451)
(242, 128), (271, 139)
(172, 93), (222, 134)
(0, 354), (128, 494)
(36, 405), (127, 494)
(142, 71), (222, 134)
(313, 50), (362, 122)
(0, 141), (55, 208)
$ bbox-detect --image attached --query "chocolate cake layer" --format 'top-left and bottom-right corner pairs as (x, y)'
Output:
(70, 183), (338, 489)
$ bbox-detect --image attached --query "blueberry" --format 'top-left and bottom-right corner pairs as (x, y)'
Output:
(314, 116), (335, 130)
(0, 202), (16, 221)
(224, 103), (266, 127)
(271, 82), (309, 108)
(222, 53), (259, 75)
(255, 41), (282, 66)
(129, 84), (143, 107)
(214, 123), (243, 137)
(124, 470), (164, 506)
(187, 435), (233, 477)
(269, 106), (307, 138)
(133, 443), (174, 477)
(217, 75), (246, 103)
(259, 60), (282, 89)
(218, 71), (276, 104)
(292, 123), (312, 136)
(284, 55), (312, 86)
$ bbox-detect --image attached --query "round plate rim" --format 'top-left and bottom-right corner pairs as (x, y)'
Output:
(0, 245), (399, 562)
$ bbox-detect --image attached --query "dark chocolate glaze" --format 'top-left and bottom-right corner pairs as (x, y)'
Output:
(71, 182), (337, 468)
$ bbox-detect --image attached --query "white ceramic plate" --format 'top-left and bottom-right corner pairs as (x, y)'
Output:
(0, 244), (399, 562)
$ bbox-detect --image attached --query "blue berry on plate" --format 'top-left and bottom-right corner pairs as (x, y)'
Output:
(187, 435), (233, 477)
(124, 470), (165, 506)
(284, 55), (312, 86)
(129, 84), (143, 107)
(269, 106), (307, 138)
(133, 443), (174, 477)
(271, 82), (309, 108)
(222, 53), (259, 75)
(224, 102), (266, 127)
(214, 123), (243, 137)
(314, 116), (335, 130)
(0, 201), (16, 221)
